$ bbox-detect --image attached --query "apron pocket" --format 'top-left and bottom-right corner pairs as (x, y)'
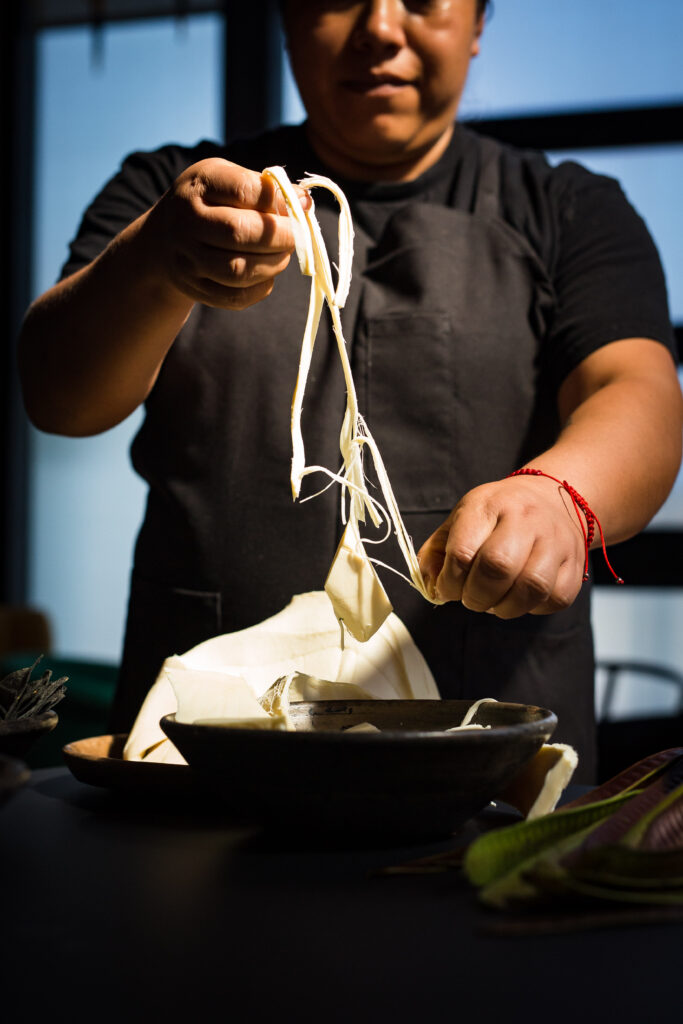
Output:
(365, 312), (456, 513)
(126, 575), (223, 659)
(113, 576), (223, 731)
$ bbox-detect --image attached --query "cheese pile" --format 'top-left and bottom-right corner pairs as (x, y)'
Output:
(122, 594), (576, 819)
(123, 591), (439, 765)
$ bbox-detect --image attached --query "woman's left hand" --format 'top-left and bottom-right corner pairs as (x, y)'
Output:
(418, 339), (683, 618)
(417, 474), (586, 618)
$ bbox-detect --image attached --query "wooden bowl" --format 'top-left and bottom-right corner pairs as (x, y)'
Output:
(62, 734), (198, 796)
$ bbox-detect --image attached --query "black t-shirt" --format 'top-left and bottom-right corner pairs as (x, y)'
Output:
(62, 121), (676, 389)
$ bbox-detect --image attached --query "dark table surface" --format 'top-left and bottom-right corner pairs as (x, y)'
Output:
(1, 767), (680, 1023)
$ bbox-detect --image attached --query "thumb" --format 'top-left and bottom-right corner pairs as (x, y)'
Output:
(419, 497), (499, 602)
(259, 171), (312, 216)
(417, 520), (451, 598)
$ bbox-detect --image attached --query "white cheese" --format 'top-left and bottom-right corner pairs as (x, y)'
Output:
(525, 743), (579, 819)
(443, 697), (496, 732)
(497, 742), (579, 819)
(262, 166), (443, 644)
(324, 519), (393, 643)
(122, 592), (440, 764)
(259, 670), (373, 713)
(123, 668), (178, 762)
(167, 666), (270, 725)
(170, 592), (438, 701)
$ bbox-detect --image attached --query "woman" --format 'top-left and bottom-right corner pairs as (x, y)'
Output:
(18, 1), (682, 779)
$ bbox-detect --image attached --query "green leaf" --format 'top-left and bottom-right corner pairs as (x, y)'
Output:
(463, 791), (635, 888)
(469, 758), (683, 910)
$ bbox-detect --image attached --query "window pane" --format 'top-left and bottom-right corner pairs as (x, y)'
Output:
(281, 32), (305, 125)
(35, 16), (223, 295)
(30, 15), (223, 661)
(461, 0), (683, 118)
(593, 590), (683, 719)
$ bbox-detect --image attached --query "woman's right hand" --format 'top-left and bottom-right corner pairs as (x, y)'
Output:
(149, 157), (309, 310)
(20, 158), (308, 436)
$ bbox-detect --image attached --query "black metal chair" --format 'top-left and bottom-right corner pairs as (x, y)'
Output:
(596, 658), (683, 781)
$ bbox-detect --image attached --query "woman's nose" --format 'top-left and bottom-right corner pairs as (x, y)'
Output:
(352, 0), (408, 55)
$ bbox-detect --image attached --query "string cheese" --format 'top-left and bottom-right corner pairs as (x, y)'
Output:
(262, 166), (443, 644)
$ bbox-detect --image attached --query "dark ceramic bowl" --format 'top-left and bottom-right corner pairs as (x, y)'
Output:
(0, 710), (58, 759)
(0, 754), (31, 806)
(161, 699), (556, 839)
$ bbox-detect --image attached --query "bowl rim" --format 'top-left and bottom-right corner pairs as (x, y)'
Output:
(160, 699), (557, 745)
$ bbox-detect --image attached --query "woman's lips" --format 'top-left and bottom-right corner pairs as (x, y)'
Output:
(344, 74), (414, 97)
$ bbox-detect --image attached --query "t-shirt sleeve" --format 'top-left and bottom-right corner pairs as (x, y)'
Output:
(545, 162), (676, 386)
(59, 142), (218, 281)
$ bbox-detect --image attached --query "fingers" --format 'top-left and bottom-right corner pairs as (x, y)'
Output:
(177, 243), (292, 289)
(160, 158), (310, 308)
(479, 534), (582, 618)
(417, 522), (451, 599)
(180, 276), (277, 310)
(418, 481), (585, 618)
(184, 194), (296, 254)
(460, 526), (535, 614)
(418, 504), (496, 603)
(198, 160), (310, 216)
(188, 160), (310, 251)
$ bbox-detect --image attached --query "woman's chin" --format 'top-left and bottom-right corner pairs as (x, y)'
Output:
(308, 118), (442, 178)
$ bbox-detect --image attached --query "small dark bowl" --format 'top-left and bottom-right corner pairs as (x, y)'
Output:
(161, 700), (556, 840)
(0, 711), (58, 759)
(0, 754), (31, 806)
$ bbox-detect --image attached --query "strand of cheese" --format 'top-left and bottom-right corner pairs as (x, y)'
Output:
(262, 166), (442, 641)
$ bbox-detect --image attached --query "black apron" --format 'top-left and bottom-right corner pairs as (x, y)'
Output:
(112, 139), (596, 781)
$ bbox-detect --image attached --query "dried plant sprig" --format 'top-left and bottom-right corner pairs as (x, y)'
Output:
(0, 656), (68, 722)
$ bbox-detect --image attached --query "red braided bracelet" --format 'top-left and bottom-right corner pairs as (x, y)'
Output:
(507, 468), (624, 584)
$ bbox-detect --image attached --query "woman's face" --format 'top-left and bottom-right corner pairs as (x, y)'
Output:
(283, 1), (484, 180)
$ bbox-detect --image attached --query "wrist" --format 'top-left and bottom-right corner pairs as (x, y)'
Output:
(508, 467), (623, 584)
(508, 466), (589, 536)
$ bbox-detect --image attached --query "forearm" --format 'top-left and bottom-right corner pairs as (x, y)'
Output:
(529, 339), (683, 546)
(418, 338), (682, 615)
(18, 208), (193, 437)
(19, 158), (302, 438)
